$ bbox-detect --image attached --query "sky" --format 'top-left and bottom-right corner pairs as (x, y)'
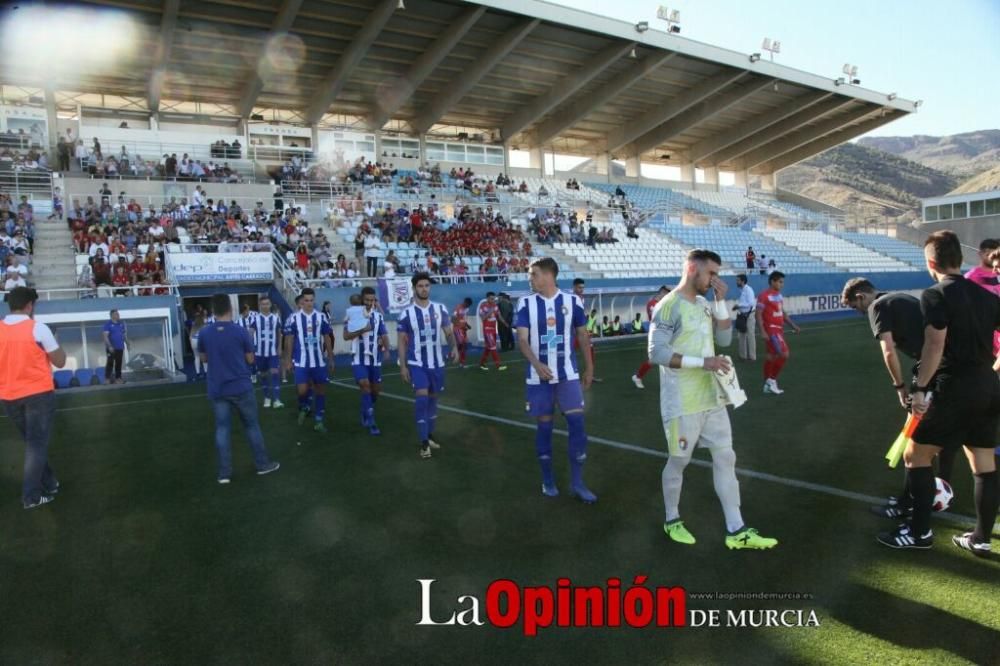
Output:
(546, 0), (1000, 138)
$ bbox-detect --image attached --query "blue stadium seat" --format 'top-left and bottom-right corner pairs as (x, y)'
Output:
(75, 369), (96, 386)
(53, 370), (74, 389)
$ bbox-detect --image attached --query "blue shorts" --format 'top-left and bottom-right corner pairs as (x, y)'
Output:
(294, 365), (328, 386)
(526, 380), (584, 417)
(352, 364), (382, 385)
(409, 366), (445, 394)
(257, 356), (280, 373)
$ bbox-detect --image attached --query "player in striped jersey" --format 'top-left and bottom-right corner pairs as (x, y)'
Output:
(238, 303), (259, 384)
(344, 286), (390, 436)
(517, 258), (596, 502)
(255, 296), (284, 409)
(282, 288), (334, 432)
(398, 273), (459, 459)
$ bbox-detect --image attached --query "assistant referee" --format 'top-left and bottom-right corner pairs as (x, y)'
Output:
(876, 231), (1000, 555)
(0, 287), (67, 509)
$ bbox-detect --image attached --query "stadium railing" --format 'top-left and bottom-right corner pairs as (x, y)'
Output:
(2, 285), (180, 301)
(0, 168), (53, 195)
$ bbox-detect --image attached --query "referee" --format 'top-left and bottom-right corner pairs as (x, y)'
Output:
(0, 287), (67, 509)
(841, 278), (957, 518)
(876, 231), (1000, 555)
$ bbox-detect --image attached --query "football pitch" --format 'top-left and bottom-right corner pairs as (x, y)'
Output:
(1, 318), (998, 665)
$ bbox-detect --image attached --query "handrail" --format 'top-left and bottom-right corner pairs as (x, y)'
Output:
(167, 242), (273, 253)
(0, 284), (180, 300)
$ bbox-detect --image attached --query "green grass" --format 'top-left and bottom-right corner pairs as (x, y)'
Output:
(1, 319), (998, 665)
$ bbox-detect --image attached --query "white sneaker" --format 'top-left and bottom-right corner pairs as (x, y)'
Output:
(631, 374), (645, 389)
(769, 379), (784, 395)
(763, 381), (772, 394)
(263, 398), (272, 408)
(272, 400), (284, 409)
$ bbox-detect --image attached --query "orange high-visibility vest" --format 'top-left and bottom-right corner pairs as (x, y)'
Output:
(0, 319), (54, 400)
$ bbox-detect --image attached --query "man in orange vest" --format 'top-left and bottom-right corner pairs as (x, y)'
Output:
(0, 287), (67, 509)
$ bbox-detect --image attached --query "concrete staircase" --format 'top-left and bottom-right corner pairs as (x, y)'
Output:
(31, 219), (79, 297)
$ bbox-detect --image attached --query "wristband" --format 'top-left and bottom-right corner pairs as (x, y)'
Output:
(894, 383), (905, 389)
(713, 300), (730, 320)
(680, 355), (704, 369)
(915, 385), (930, 393)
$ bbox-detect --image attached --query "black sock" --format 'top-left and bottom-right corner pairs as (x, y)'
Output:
(908, 466), (935, 536)
(972, 470), (998, 544)
(936, 447), (958, 484)
(898, 473), (913, 510)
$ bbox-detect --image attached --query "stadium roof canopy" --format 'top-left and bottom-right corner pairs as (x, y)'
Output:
(1, 0), (917, 173)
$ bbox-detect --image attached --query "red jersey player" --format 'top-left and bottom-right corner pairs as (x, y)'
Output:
(631, 285), (671, 389)
(453, 297), (473, 367)
(478, 292), (508, 370)
(756, 271), (800, 394)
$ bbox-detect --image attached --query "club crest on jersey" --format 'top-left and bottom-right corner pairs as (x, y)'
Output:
(547, 317), (557, 327)
(678, 437), (688, 451)
(561, 306), (569, 316)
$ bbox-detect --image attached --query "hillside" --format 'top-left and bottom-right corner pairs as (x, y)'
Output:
(777, 143), (958, 220)
(857, 129), (1000, 179)
(949, 164), (1000, 195)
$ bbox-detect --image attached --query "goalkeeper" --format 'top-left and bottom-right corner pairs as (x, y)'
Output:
(648, 249), (778, 550)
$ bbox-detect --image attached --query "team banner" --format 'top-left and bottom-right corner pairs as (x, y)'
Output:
(378, 277), (414, 314)
(165, 252), (273, 283)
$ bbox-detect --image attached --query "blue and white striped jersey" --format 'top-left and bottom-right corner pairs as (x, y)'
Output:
(516, 291), (586, 385)
(350, 309), (388, 367)
(397, 302), (451, 369)
(237, 311), (257, 344)
(283, 310), (332, 368)
(255, 312), (282, 357)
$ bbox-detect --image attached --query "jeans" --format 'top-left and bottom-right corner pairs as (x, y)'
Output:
(106, 348), (124, 380)
(212, 389), (271, 479)
(3, 391), (58, 505)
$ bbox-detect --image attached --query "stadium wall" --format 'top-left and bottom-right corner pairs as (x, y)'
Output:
(897, 219), (1000, 264)
(61, 176), (276, 204)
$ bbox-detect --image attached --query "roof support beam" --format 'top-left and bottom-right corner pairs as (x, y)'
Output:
(304, 0), (398, 125)
(533, 51), (676, 147)
(708, 96), (856, 166)
(738, 104), (883, 170)
(756, 110), (907, 173)
(148, 0), (179, 114)
(605, 68), (746, 155)
(365, 5), (485, 131)
(237, 0), (305, 118)
(410, 18), (539, 135)
(625, 77), (775, 156)
(501, 40), (635, 141)
(690, 90), (832, 165)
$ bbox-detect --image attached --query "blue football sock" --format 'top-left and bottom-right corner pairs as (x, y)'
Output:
(314, 394), (326, 421)
(535, 420), (555, 486)
(298, 393), (309, 411)
(361, 392), (372, 425)
(415, 395), (430, 442)
(270, 372), (280, 401)
(565, 412), (588, 488)
(428, 395), (438, 437)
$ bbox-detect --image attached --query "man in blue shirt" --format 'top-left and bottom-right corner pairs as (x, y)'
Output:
(102, 309), (128, 384)
(197, 294), (280, 484)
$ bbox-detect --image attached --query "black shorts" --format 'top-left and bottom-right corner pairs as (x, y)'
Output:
(912, 370), (1000, 450)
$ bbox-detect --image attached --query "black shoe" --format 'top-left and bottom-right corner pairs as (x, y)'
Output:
(23, 495), (55, 509)
(870, 504), (912, 519)
(877, 525), (932, 550)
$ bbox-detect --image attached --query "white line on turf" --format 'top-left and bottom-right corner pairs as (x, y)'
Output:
(326, 378), (983, 530)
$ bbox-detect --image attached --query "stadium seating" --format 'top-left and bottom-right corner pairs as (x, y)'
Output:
(553, 221), (690, 278)
(586, 183), (735, 220)
(758, 229), (913, 272)
(834, 232), (927, 269)
(649, 223), (836, 273)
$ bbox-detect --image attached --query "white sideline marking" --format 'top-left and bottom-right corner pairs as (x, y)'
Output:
(327, 378), (984, 530)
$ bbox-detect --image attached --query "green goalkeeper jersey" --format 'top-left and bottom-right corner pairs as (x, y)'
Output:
(648, 291), (725, 419)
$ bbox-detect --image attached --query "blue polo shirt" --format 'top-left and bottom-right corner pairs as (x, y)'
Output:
(103, 319), (127, 350)
(197, 321), (254, 399)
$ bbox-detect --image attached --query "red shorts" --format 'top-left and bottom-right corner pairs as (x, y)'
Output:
(454, 329), (467, 345)
(765, 332), (788, 357)
(483, 329), (498, 350)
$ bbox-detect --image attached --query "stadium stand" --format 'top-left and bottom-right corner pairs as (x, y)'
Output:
(834, 231), (928, 269)
(758, 228), (914, 272)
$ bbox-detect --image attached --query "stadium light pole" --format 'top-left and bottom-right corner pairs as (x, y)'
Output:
(762, 38), (781, 61)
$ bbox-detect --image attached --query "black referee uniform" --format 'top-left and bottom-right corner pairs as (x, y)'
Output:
(909, 274), (1000, 548)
